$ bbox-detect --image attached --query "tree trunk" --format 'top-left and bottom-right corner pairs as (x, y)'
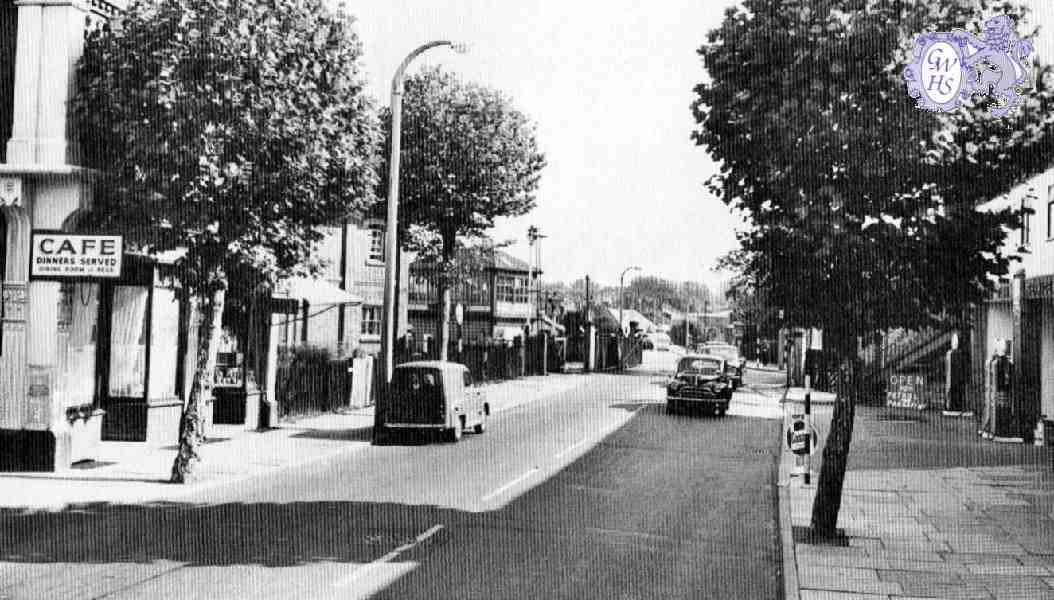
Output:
(437, 233), (456, 362)
(438, 284), (452, 361)
(170, 284), (227, 484)
(809, 354), (857, 538)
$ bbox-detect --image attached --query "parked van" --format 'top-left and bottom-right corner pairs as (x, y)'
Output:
(374, 361), (489, 443)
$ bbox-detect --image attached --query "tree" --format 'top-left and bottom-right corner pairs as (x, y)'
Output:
(693, 0), (1054, 537)
(668, 320), (703, 348)
(380, 66), (545, 359)
(74, 0), (380, 482)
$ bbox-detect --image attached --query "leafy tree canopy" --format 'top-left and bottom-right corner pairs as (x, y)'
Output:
(693, 0), (1054, 353)
(74, 0), (381, 293)
(378, 66), (546, 259)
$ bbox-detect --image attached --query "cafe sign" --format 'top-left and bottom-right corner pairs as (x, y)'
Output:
(30, 232), (123, 279)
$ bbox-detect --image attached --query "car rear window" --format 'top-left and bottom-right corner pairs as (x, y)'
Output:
(705, 346), (737, 360)
(391, 368), (443, 403)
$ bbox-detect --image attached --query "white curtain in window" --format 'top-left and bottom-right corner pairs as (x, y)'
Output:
(109, 286), (148, 397)
(63, 283), (99, 406)
(148, 287), (180, 399)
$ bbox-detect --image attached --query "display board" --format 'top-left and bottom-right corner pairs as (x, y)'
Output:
(886, 373), (928, 410)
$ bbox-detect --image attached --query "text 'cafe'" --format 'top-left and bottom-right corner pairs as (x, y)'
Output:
(32, 233), (122, 276)
(1, 227), (204, 471)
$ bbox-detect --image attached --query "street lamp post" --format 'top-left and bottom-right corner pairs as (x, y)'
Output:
(380, 40), (468, 386)
(618, 266), (641, 370)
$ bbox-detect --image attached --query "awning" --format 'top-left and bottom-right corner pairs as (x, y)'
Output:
(273, 277), (363, 306)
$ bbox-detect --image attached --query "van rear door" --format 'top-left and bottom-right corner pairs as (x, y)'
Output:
(388, 368), (445, 424)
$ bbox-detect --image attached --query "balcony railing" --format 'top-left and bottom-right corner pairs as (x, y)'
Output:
(408, 265), (491, 307)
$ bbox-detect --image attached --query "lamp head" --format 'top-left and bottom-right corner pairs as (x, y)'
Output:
(450, 42), (471, 54)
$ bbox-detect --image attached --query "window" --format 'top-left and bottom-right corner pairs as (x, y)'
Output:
(108, 286), (149, 397)
(1048, 185), (1054, 240)
(361, 305), (381, 336)
(1021, 190), (1033, 248)
(56, 282), (99, 408)
(496, 275), (529, 303)
(367, 222), (385, 263)
(148, 287), (180, 399)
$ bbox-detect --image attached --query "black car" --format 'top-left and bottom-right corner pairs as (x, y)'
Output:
(700, 343), (745, 390)
(666, 354), (732, 417)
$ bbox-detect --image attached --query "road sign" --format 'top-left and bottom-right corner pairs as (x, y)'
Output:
(786, 417), (818, 455)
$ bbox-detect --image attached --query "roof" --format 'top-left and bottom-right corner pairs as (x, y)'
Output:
(678, 354), (725, 364)
(607, 307), (657, 332)
(273, 276), (363, 306)
(410, 248), (536, 274)
(394, 360), (469, 372)
(492, 250), (531, 272)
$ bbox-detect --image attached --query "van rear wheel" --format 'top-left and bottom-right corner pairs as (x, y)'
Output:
(446, 419), (463, 443)
(473, 416), (486, 434)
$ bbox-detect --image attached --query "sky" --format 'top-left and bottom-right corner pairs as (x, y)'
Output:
(349, 1), (1054, 291)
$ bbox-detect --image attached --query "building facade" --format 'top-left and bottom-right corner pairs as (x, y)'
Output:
(0, 0), (181, 470)
(0, 0), (397, 470)
(974, 167), (1054, 438)
(276, 220), (408, 359)
(406, 249), (538, 352)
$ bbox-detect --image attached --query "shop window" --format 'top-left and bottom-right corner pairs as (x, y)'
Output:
(108, 286), (148, 397)
(367, 222), (385, 263)
(56, 282), (99, 408)
(148, 287), (180, 399)
(361, 305), (381, 336)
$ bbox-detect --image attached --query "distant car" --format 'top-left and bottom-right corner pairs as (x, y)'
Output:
(666, 354), (732, 417)
(699, 342), (745, 390)
(374, 361), (489, 444)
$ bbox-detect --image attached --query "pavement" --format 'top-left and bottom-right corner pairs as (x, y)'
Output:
(0, 371), (590, 512)
(780, 390), (1054, 600)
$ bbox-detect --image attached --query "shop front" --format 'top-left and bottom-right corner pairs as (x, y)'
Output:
(96, 254), (194, 444)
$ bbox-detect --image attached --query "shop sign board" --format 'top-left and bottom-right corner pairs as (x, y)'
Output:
(886, 373), (928, 410)
(30, 232), (123, 280)
(786, 415), (818, 455)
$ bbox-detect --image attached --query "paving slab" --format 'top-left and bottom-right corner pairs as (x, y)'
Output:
(781, 403), (1054, 600)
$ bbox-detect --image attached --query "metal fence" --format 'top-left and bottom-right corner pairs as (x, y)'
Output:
(274, 347), (353, 417)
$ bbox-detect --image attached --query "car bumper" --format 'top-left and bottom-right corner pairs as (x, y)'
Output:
(667, 395), (727, 404)
(385, 423), (447, 429)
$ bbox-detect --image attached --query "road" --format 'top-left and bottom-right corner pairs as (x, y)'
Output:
(0, 352), (786, 600)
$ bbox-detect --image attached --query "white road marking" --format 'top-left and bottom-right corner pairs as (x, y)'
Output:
(553, 438), (589, 459)
(332, 524), (445, 588)
(481, 468), (540, 503)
